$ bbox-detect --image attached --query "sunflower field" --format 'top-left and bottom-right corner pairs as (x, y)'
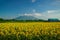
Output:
(0, 22), (60, 40)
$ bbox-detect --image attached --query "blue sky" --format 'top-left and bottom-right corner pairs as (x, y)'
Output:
(0, 0), (60, 20)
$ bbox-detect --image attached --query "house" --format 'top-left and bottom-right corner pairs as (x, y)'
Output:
(48, 18), (59, 22)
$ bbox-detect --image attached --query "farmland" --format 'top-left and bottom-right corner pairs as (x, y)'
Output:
(0, 22), (60, 40)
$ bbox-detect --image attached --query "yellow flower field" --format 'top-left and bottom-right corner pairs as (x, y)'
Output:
(0, 22), (60, 40)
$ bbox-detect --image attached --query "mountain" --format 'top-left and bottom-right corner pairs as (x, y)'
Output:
(15, 16), (38, 20)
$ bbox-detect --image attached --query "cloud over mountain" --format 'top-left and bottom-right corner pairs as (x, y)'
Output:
(19, 13), (42, 17)
(18, 10), (60, 20)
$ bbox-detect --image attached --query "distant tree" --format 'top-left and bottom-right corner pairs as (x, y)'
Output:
(48, 18), (59, 22)
(0, 18), (4, 21)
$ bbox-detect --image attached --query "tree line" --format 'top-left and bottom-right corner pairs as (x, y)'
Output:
(0, 18), (60, 22)
(0, 18), (48, 22)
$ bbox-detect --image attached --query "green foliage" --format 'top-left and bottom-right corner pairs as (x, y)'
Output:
(0, 34), (60, 40)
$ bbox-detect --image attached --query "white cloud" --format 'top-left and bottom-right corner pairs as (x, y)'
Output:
(48, 10), (56, 13)
(47, 10), (60, 14)
(32, 10), (60, 20)
(19, 13), (33, 16)
(34, 13), (42, 16)
(24, 13), (33, 16)
(42, 10), (60, 20)
(19, 13), (42, 17)
(18, 10), (60, 20)
(32, 0), (36, 3)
